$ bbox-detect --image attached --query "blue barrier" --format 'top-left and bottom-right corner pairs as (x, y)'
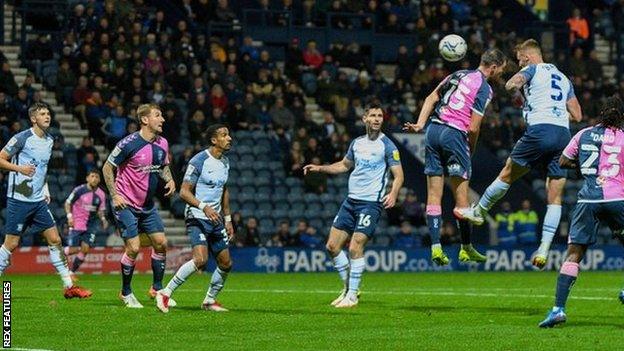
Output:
(205, 245), (624, 273)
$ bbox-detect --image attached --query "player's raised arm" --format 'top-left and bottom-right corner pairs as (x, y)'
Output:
(504, 72), (527, 91)
(303, 156), (353, 175)
(404, 79), (444, 133)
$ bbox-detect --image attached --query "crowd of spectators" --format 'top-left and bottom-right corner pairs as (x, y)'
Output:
(3, 0), (624, 247)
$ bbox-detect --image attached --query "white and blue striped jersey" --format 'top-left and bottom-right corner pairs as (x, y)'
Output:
(183, 150), (230, 219)
(345, 133), (401, 202)
(519, 63), (575, 128)
(2, 128), (53, 202)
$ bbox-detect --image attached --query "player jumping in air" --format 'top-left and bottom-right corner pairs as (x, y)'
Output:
(304, 103), (404, 308)
(156, 124), (234, 313)
(64, 169), (109, 279)
(0, 103), (92, 298)
(467, 40), (583, 269)
(539, 96), (624, 327)
(403, 49), (507, 265)
(103, 103), (176, 308)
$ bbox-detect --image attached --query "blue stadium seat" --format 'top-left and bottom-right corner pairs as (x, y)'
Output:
(323, 202), (339, 213)
(228, 154), (240, 163)
(272, 169), (286, 179)
(256, 186), (272, 195)
(287, 193), (304, 204)
(253, 161), (269, 171)
(268, 161), (283, 171)
(309, 218), (324, 231)
(230, 200), (240, 213)
(228, 185), (240, 197)
(236, 130), (253, 140)
(306, 202), (323, 212)
(237, 177), (255, 186)
(59, 174), (74, 186)
(304, 193), (320, 204)
(255, 192), (271, 202)
(290, 202), (306, 213)
(273, 201), (290, 211)
(229, 169), (240, 179)
(284, 177), (300, 187)
(239, 209), (254, 219)
(288, 209), (305, 222)
(255, 200), (273, 210)
(374, 235), (392, 247)
(255, 153), (271, 162)
(251, 130), (267, 141)
(272, 209), (289, 221)
(256, 209), (273, 219)
(259, 218), (275, 231)
(255, 176), (271, 187)
(237, 145), (253, 156)
(241, 202), (257, 212)
(319, 193), (334, 203)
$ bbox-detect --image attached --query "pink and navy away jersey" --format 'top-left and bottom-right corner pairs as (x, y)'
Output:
(107, 132), (170, 210)
(66, 184), (106, 231)
(563, 125), (624, 203)
(431, 70), (493, 133)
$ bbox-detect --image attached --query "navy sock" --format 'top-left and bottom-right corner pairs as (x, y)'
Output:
(151, 251), (166, 290)
(426, 205), (442, 245)
(120, 253), (136, 296)
(555, 262), (579, 308)
(71, 256), (85, 272)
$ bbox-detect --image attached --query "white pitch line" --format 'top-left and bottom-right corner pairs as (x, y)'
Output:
(11, 348), (56, 351)
(27, 287), (616, 301)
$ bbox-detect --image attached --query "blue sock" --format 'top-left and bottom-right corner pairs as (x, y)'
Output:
(151, 250), (166, 290)
(555, 262), (579, 308)
(541, 205), (562, 247)
(120, 253), (135, 296)
(426, 205), (442, 245)
(479, 178), (510, 212)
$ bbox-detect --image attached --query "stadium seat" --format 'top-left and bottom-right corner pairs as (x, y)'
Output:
(255, 192), (271, 202)
(230, 200), (240, 213)
(241, 202), (257, 212)
(236, 130), (253, 140)
(306, 202), (323, 212)
(229, 169), (240, 179)
(238, 192), (256, 203)
(256, 200), (273, 210)
(271, 209), (289, 222)
(286, 193), (304, 205)
(284, 177), (300, 187)
(287, 210), (305, 222)
(259, 218), (275, 231)
(304, 193), (320, 203)
(253, 161), (269, 171)
(228, 154), (240, 163)
(309, 218), (324, 230)
(268, 161), (283, 171)
(273, 201), (290, 211)
(322, 202), (339, 213)
(255, 153), (271, 162)
(237, 177), (255, 186)
(250, 130), (266, 141)
(59, 174), (75, 186)
(321, 209), (336, 220)
(374, 235), (392, 247)
(256, 209), (273, 219)
(237, 145), (252, 156)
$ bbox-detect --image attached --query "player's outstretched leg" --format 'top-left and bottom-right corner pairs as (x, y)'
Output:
(156, 259), (198, 313)
(427, 205), (448, 266)
(203, 249), (232, 312)
(472, 178), (510, 225)
(336, 233), (367, 308)
(325, 227), (351, 305)
(533, 177), (565, 269)
(41, 227), (92, 299)
(0, 242), (14, 275)
(539, 246), (583, 328)
(455, 219), (486, 263)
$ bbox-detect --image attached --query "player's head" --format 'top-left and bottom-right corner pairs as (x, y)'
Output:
(206, 123), (232, 151)
(86, 169), (101, 188)
(598, 96), (624, 130)
(136, 103), (164, 134)
(515, 39), (542, 67)
(363, 102), (384, 132)
(28, 102), (51, 130)
(479, 49), (507, 79)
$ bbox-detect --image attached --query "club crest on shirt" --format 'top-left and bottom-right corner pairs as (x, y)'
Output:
(392, 150), (400, 161)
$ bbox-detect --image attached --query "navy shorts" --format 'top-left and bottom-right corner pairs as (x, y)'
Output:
(424, 122), (471, 179)
(333, 197), (383, 237)
(186, 218), (229, 255)
(4, 198), (56, 235)
(509, 124), (570, 178)
(114, 206), (164, 239)
(569, 201), (624, 245)
(66, 229), (96, 247)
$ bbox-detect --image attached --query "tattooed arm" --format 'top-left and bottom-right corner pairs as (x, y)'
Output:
(505, 72), (528, 92)
(103, 161), (127, 209)
(160, 164), (176, 197)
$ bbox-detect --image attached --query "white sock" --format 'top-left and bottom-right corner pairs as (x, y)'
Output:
(540, 204), (562, 251)
(431, 243), (441, 250)
(164, 260), (198, 296)
(478, 178), (510, 213)
(332, 251), (349, 288)
(0, 245), (12, 275)
(49, 245), (73, 288)
(347, 257), (365, 296)
(205, 267), (230, 303)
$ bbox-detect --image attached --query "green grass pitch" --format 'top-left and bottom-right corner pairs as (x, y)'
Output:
(8, 272), (624, 350)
